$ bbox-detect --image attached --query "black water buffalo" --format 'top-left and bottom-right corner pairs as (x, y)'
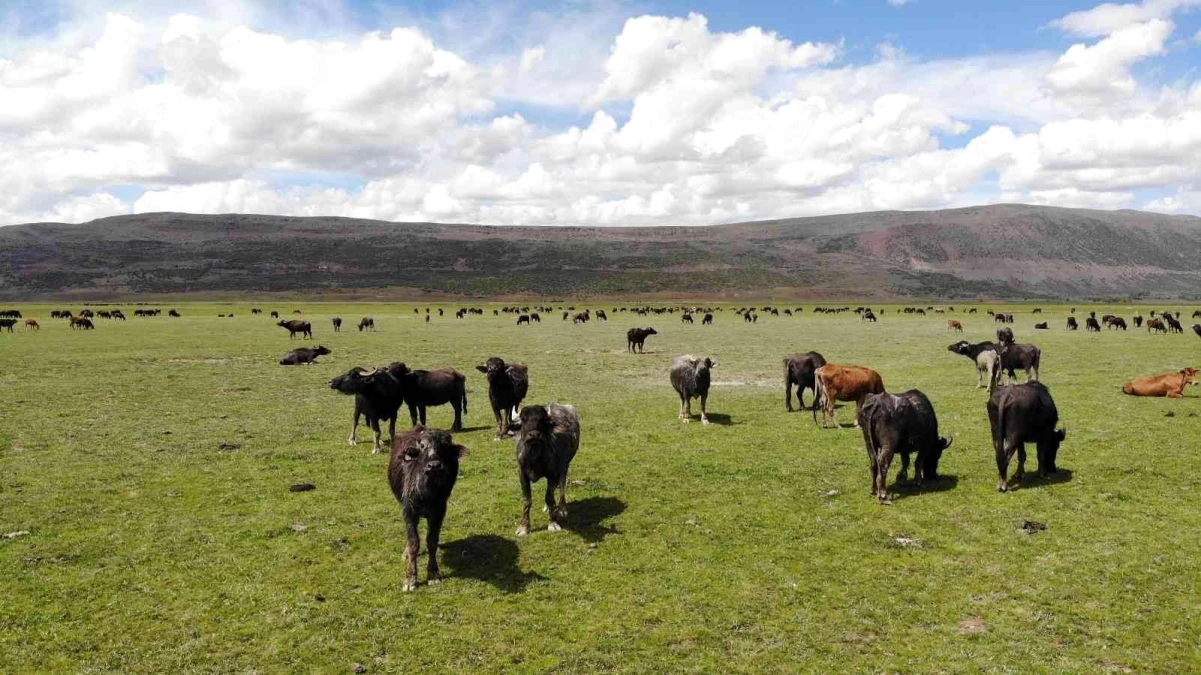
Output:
(987, 381), (1065, 492)
(332, 317), (343, 332)
(1066, 317), (1078, 330)
(682, 313), (694, 324)
(388, 426), (466, 591)
(1108, 318), (1127, 330)
(784, 351), (827, 411)
(1165, 315), (1184, 333)
(626, 327), (658, 353)
(1134, 315), (1144, 328)
(329, 365), (406, 453)
(359, 317), (375, 332)
(947, 340), (1000, 390)
(0, 319), (16, 332)
(997, 343), (1041, 384)
(476, 357), (530, 440)
(391, 363), (467, 431)
(277, 319), (312, 339)
(702, 313), (713, 325)
(169, 309), (180, 317)
(515, 403), (580, 536)
(270, 311), (279, 319)
(1147, 318), (1167, 333)
(595, 310), (607, 321)
(280, 345), (330, 365)
(996, 327), (1014, 345)
(70, 317), (94, 330)
(516, 314), (530, 325)
(530, 313), (541, 323)
(1086, 317), (1101, 332)
(858, 390), (953, 504)
(671, 355), (716, 424)
(1194, 324), (1201, 338)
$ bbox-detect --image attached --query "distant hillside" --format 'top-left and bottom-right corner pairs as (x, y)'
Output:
(2, 204), (1200, 300)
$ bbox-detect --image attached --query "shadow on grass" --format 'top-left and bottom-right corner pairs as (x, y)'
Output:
(564, 496), (627, 543)
(451, 425), (493, 434)
(441, 534), (546, 593)
(1014, 468), (1074, 490)
(700, 413), (738, 426)
(891, 474), (960, 500)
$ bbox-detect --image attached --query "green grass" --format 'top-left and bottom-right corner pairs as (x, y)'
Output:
(2, 302), (1200, 673)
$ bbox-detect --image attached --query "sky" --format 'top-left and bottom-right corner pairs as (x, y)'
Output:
(1, 0), (1200, 226)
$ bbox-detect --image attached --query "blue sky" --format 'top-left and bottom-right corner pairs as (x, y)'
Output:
(1, 0), (1199, 224)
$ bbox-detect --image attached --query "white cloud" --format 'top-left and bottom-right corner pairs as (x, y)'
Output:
(887, 0), (913, 6)
(1050, 0), (1201, 37)
(1045, 19), (1173, 101)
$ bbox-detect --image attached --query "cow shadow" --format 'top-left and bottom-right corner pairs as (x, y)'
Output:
(453, 425), (492, 434)
(891, 474), (960, 500)
(700, 413), (737, 426)
(564, 496), (627, 543)
(1014, 468), (1074, 490)
(440, 534), (546, 593)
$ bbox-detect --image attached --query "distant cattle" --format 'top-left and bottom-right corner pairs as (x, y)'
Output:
(515, 404), (580, 535)
(947, 320), (963, 332)
(1066, 317), (1078, 330)
(359, 317), (375, 332)
(626, 327), (658, 353)
(702, 313), (713, 325)
(1108, 318), (1127, 330)
(1034, 322), (1048, 330)
(987, 382), (1065, 492)
(332, 317), (343, 332)
(388, 426), (466, 591)
(671, 355), (716, 424)
(277, 320), (312, 339)
(996, 342), (1041, 385)
(270, 311), (279, 319)
(595, 310), (607, 321)
(1165, 315), (1184, 333)
(862, 310), (877, 322)
(530, 313), (541, 323)
(517, 314), (531, 325)
(1147, 318), (1167, 334)
(476, 357), (530, 440)
(1195, 324), (1201, 338)
(169, 309), (180, 318)
(1134, 315), (1144, 328)
(996, 327), (1014, 345)
(24, 319), (39, 330)
(681, 313), (694, 324)
(280, 345), (331, 366)
(947, 341), (1000, 390)
(0, 309), (21, 318)
(251, 308), (262, 315)
(813, 364), (885, 429)
(1122, 368), (1198, 398)
(0, 319), (16, 332)
(784, 352), (827, 412)
(69, 317), (94, 330)
(858, 390), (953, 504)
(1086, 317), (1100, 332)
(111, 310), (125, 321)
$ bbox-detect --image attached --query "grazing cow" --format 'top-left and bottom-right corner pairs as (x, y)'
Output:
(1134, 315), (1144, 328)
(671, 355), (716, 424)
(329, 365), (406, 453)
(293, 310), (302, 315)
(862, 310), (877, 322)
(277, 319), (312, 339)
(475, 357), (530, 440)
(784, 351), (827, 412)
(947, 341), (1001, 390)
(1086, 317), (1101, 332)
(270, 311), (279, 319)
(1034, 322), (1048, 330)
(1108, 318), (1127, 330)
(595, 310), (608, 321)
(279, 345), (330, 366)
(390, 363), (467, 431)
(562, 311), (569, 321)
(858, 390), (953, 504)
(1147, 318), (1167, 334)
(516, 314), (530, 325)
(627, 327), (658, 353)
(1066, 317), (1078, 330)
(1194, 311), (1201, 318)
(947, 320), (963, 332)
(681, 313), (694, 324)
(996, 327), (1014, 345)
(1032, 308), (1042, 314)
(0, 319), (16, 332)
(996, 342), (1041, 384)
(23, 319), (39, 330)
(530, 313), (541, 323)
(1122, 368), (1198, 397)
(111, 310), (125, 321)
(359, 317), (375, 332)
(70, 317), (94, 330)
(388, 426), (467, 591)
(332, 317), (343, 332)
(515, 404), (580, 535)
(252, 308), (262, 315)
(702, 313), (713, 325)
(812, 364), (885, 429)
(1165, 315), (1184, 334)
(1194, 324), (1201, 338)
(167, 309), (180, 317)
(987, 382), (1065, 492)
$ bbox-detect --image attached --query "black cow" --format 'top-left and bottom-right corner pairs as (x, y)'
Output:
(1108, 318), (1127, 330)
(702, 313), (713, 325)
(987, 382), (1065, 492)
(858, 390), (953, 504)
(671, 355), (716, 424)
(1134, 315), (1144, 328)
(270, 311), (279, 319)
(515, 404), (580, 536)
(332, 317), (343, 332)
(682, 313), (694, 324)
(277, 319), (312, 339)
(517, 314), (530, 325)
(627, 327), (658, 353)
(862, 310), (877, 322)
(997, 343), (1041, 385)
(0, 319), (16, 332)
(169, 309), (181, 318)
(947, 341), (1000, 390)
(1086, 317), (1101, 332)
(595, 310), (607, 321)
(388, 426), (466, 591)
(530, 313), (541, 323)
(784, 351), (827, 411)
(359, 317), (375, 332)
(280, 345), (330, 365)
(996, 327), (1014, 345)
(1165, 315), (1184, 334)
(329, 365), (406, 453)
(475, 357), (530, 440)
(391, 363), (467, 431)
(1066, 317), (1078, 330)
(1034, 322), (1048, 330)
(1193, 324), (1201, 338)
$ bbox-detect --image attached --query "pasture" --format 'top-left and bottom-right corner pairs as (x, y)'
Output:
(2, 302), (1200, 673)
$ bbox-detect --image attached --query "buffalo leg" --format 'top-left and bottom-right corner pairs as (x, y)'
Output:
(1015, 444), (1027, 483)
(419, 406), (428, 426)
(557, 473), (568, 519)
(370, 418), (383, 454)
(491, 406), (504, 441)
(876, 445), (894, 505)
(679, 394), (689, 422)
(517, 473), (532, 536)
(785, 380), (794, 412)
(699, 394), (709, 425)
(426, 507), (445, 584)
(451, 402), (462, 432)
(897, 451), (910, 483)
(996, 439), (1016, 492)
(407, 404), (419, 427)
(545, 481), (561, 532)
(348, 404), (361, 446)
(387, 416), (396, 446)
(403, 513), (420, 591)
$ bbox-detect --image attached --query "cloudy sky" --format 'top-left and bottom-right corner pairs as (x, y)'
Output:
(1, 0), (1200, 226)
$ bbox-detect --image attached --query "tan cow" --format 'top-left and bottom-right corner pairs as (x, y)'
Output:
(813, 364), (885, 429)
(24, 319), (39, 330)
(947, 320), (963, 332)
(1122, 368), (1198, 398)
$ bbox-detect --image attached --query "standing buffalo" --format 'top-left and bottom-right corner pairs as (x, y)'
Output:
(947, 320), (963, 332)
(359, 317), (375, 332)
(987, 382), (1065, 492)
(0, 319), (16, 332)
(670, 355), (716, 424)
(280, 345), (330, 366)
(391, 363), (467, 431)
(516, 315), (530, 325)
(329, 365), (406, 453)
(70, 317), (94, 330)
(1194, 324), (1201, 338)
(996, 342), (1041, 385)
(277, 320), (312, 339)
(783, 352), (827, 411)
(332, 317), (343, 332)
(515, 404), (580, 535)
(947, 341), (1000, 390)
(1086, 317), (1101, 332)
(626, 327), (658, 353)
(858, 390), (953, 504)
(1066, 317), (1078, 330)
(388, 426), (467, 591)
(702, 313), (713, 325)
(270, 311), (279, 319)
(169, 309), (180, 318)
(996, 327), (1014, 345)
(476, 357), (530, 440)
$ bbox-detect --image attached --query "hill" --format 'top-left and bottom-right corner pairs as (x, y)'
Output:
(2, 204), (1200, 300)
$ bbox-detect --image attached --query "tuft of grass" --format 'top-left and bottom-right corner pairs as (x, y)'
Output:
(2, 302), (1200, 672)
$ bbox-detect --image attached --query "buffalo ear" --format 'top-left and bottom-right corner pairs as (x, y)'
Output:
(456, 444), (469, 458)
(707, 359), (717, 369)
(941, 435), (954, 450)
(475, 365), (488, 373)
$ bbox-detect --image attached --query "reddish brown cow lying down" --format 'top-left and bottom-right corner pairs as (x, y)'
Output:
(1122, 368), (1198, 398)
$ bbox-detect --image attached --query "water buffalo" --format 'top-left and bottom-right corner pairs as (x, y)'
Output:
(1086, 317), (1100, 332)
(277, 319), (312, 339)
(626, 327), (658, 353)
(390, 363), (467, 431)
(947, 320), (963, 332)
(388, 426), (467, 591)
(70, 317), (94, 330)
(784, 352), (827, 411)
(1194, 324), (1201, 338)
(0, 319), (16, 332)
(169, 309), (181, 318)
(996, 327), (1014, 345)
(987, 382), (1065, 492)
(475, 357), (530, 440)
(858, 390), (953, 504)
(515, 403), (580, 535)
(671, 355), (716, 424)
(332, 317), (342, 332)
(1066, 317), (1078, 330)
(516, 314), (530, 325)
(329, 365), (406, 453)
(996, 343), (1041, 385)
(947, 341), (1000, 390)
(359, 317), (375, 332)
(702, 313), (713, 325)
(280, 345), (330, 366)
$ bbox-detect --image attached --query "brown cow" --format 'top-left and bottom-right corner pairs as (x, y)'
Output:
(24, 319), (39, 330)
(813, 364), (885, 429)
(947, 320), (962, 332)
(1122, 368), (1198, 398)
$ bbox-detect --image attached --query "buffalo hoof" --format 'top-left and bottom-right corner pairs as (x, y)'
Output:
(547, 521), (562, 532)
(701, 417), (710, 425)
(427, 576), (441, 586)
(516, 526), (530, 537)
(997, 483), (1009, 493)
(542, 504), (549, 513)
(347, 438), (357, 446)
(372, 446), (383, 454)
(682, 418), (691, 424)
(878, 497), (892, 506)
(403, 580), (417, 592)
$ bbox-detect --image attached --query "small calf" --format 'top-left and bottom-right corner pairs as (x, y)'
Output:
(476, 357), (530, 439)
(514, 404), (580, 535)
(388, 427), (467, 591)
(671, 355), (715, 424)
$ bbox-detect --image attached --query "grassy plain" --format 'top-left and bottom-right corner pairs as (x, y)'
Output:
(2, 301), (1200, 673)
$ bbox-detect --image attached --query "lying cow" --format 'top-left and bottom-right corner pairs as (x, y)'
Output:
(277, 319), (312, 339)
(329, 365), (406, 453)
(858, 390), (953, 504)
(784, 351), (827, 411)
(280, 345), (330, 365)
(947, 341), (1000, 390)
(388, 426), (467, 591)
(476, 357), (530, 440)
(515, 403), (580, 535)
(987, 382), (1065, 492)
(627, 327), (658, 353)
(1122, 368), (1198, 398)
(813, 364), (885, 429)
(1034, 322), (1048, 330)
(671, 355), (715, 424)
